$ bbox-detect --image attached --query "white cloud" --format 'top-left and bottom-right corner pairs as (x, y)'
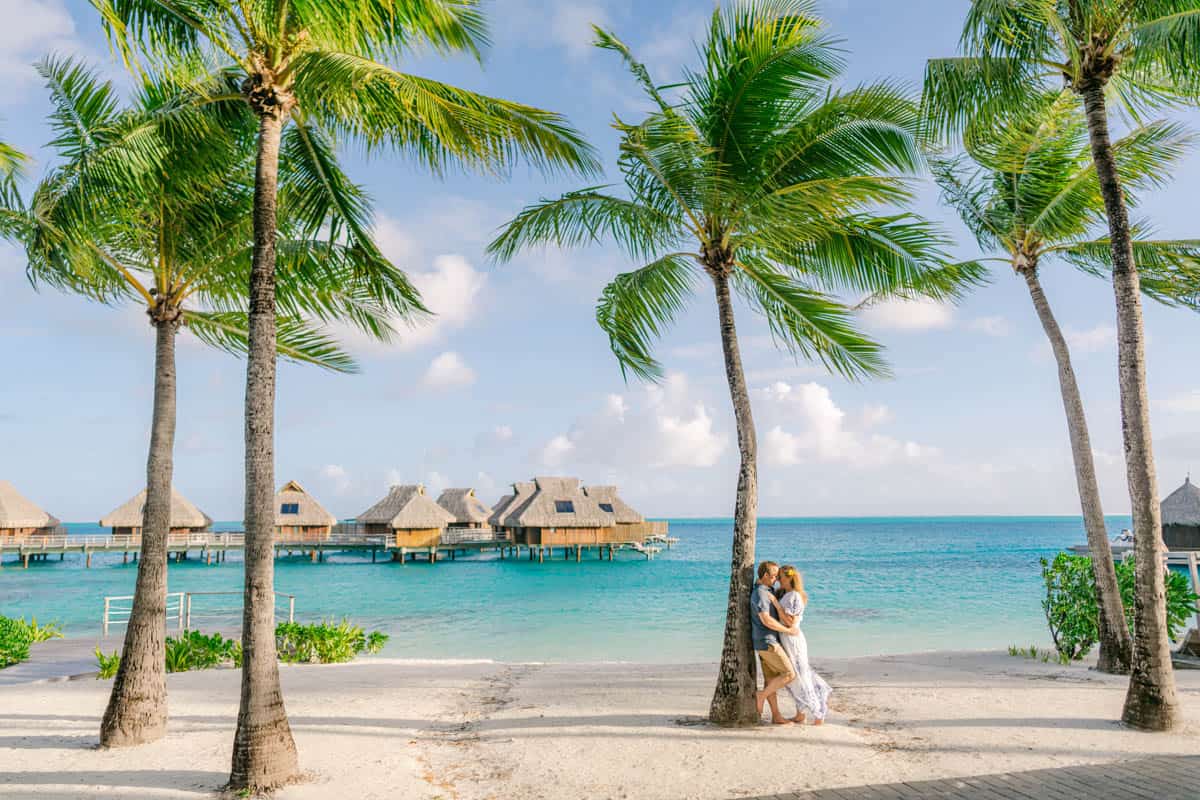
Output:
(321, 464), (352, 495)
(540, 372), (728, 470)
(1034, 324), (1117, 361)
(861, 297), (955, 331)
(1164, 390), (1200, 414)
(759, 381), (937, 469)
(422, 351), (476, 390)
(551, 4), (610, 59)
(968, 316), (1011, 336)
(0, 0), (85, 101)
(424, 470), (449, 496)
(473, 424), (516, 456)
(1065, 325), (1116, 353)
(542, 434), (576, 467)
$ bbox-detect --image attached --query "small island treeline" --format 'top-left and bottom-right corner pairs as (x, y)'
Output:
(0, 476), (672, 568)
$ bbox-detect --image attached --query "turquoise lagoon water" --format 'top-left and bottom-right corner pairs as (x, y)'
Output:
(0, 517), (1129, 663)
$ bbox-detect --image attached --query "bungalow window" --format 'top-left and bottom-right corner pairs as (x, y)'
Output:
(280, 503), (300, 515)
(554, 500), (574, 513)
(598, 503), (614, 513)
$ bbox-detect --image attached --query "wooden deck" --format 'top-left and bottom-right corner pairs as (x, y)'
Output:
(747, 756), (1200, 800)
(0, 531), (670, 568)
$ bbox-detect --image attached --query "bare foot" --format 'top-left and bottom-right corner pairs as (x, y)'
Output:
(791, 713), (806, 724)
(812, 718), (824, 726)
(771, 716), (794, 725)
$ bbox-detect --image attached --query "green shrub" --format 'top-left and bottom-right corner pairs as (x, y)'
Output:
(95, 648), (121, 679)
(90, 620), (385, 677)
(164, 630), (241, 673)
(276, 619), (389, 664)
(0, 615), (64, 669)
(1041, 553), (1200, 662)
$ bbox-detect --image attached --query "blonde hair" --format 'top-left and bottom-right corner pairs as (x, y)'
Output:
(780, 565), (807, 605)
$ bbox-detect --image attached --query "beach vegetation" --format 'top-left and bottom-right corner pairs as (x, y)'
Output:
(94, 623), (385, 677)
(1041, 554), (1200, 663)
(927, 0), (1200, 734)
(0, 616), (63, 669)
(927, 87), (1200, 677)
(0, 57), (416, 751)
(490, 0), (983, 726)
(276, 620), (389, 664)
(95, 648), (122, 679)
(92, 0), (597, 786)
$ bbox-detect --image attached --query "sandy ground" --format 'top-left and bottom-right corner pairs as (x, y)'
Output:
(1, 651), (1197, 799)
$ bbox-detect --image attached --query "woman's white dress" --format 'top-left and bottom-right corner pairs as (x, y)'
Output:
(779, 590), (832, 720)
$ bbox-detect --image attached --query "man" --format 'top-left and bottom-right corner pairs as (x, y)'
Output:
(750, 560), (797, 724)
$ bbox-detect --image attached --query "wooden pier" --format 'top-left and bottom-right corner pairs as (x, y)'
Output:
(0, 530), (673, 569)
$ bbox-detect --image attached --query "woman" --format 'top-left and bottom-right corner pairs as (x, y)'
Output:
(771, 565), (832, 724)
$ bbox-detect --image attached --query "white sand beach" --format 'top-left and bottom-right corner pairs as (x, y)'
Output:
(1, 651), (1198, 799)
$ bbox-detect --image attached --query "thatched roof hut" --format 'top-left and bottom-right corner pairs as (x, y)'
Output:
(357, 485), (454, 547)
(274, 480), (336, 541)
(499, 481), (536, 528)
(100, 487), (212, 535)
(1161, 477), (1200, 550)
(436, 488), (491, 528)
(507, 477), (616, 529)
(0, 481), (59, 538)
(582, 485), (644, 525)
(488, 492), (516, 528)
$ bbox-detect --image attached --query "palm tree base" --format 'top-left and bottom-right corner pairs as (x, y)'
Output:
(1121, 675), (1181, 732)
(99, 695), (167, 748)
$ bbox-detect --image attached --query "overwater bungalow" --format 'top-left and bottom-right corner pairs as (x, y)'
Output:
(583, 485), (644, 530)
(99, 487), (213, 537)
(1161, 476), (1200, 551)
(0, 481), (60, 541)
(492, 481), (535, 542)
(356, 484), (454, 547)
(504, 476), (620, 546)
(436, 488), (492, 530)
(275, 480), (337, 542)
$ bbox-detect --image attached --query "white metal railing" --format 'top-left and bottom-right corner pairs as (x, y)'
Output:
(102, 591), (295, 635)
(103, 592), (185, 636)
(442, 527), (506, 545)
(4, 533), (245, 551)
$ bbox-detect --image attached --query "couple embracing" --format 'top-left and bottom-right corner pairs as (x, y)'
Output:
(751, 560), (832, 726)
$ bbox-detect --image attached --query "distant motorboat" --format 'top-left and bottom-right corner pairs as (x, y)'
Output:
(1113, 529), (1134, 546)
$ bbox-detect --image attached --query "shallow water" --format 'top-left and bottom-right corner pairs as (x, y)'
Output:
(0, 516), (1129, 662)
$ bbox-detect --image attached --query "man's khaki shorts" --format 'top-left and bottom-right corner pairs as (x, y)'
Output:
(757, 643), (795, 682)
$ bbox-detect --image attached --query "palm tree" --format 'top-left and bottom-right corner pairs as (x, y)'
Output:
(490, 1), (984, 726)
(925, 0), (1200, 732)
(932, 88), (1200, 675)
(3, 57), (416, 748)
(92, 0), (597, 787)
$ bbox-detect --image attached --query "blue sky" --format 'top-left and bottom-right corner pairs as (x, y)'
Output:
(3, 0), (1200, 522)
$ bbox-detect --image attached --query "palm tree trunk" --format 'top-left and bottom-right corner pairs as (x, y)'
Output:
(1020, 266), (1131, 674)
(1080, 84), (1179, 731)
(707, 269), (760, 727)
(99, 314), (178, 747)
(230, 109), (300, 790)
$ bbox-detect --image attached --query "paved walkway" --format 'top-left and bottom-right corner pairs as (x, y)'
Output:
(749, 756), (1200, 800)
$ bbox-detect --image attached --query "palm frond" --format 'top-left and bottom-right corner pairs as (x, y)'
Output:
(183, 310), (358, 373)
(294, 49), (599, 178)
(734, 256), (888, 381)
(595, 253), (699, 381)
(488, 188), (683, 263)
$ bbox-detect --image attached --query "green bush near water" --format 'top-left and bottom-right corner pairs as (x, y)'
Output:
(276, 619), (389, 664)
(0, 616), (63, 669)
(95, 619), (388, 677)
(1040, 554), (1199, 662)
